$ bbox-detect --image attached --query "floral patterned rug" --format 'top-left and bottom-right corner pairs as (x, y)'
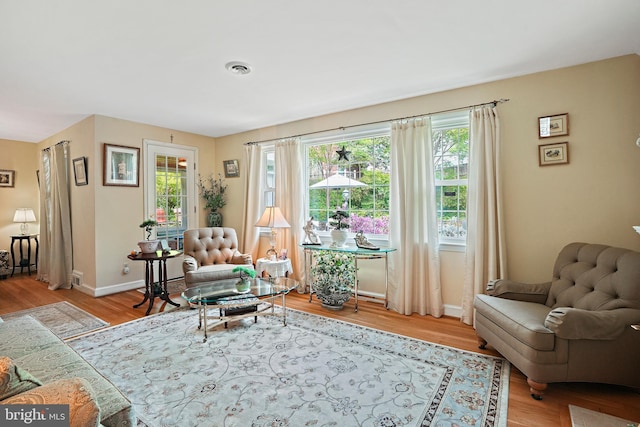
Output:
(68, 307), (509, 427)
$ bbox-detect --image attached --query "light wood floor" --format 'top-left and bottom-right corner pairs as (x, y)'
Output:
(1, 274), (638, 426)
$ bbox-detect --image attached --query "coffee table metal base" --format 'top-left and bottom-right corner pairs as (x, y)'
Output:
(195, 293), (289, 342)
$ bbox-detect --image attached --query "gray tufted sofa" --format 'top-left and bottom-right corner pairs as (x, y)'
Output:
(474, 242), (640, 399)
(182, 227), (254, 289)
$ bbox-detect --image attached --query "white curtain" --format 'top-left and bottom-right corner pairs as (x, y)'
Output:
(389, 118), (443, 316)
(275, 138), (304, 281)
(461, 105), (507, 325)
(242, 143), (264, 263)
(37, 143), (73, 290)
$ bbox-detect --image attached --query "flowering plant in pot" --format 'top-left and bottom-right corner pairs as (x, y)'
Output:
(232, 266), (256, 293)
(138, 218), (159, 253)
(310, 250), (355, 310)
(198, 174), (227, 227)
(329, 210), (350, 247)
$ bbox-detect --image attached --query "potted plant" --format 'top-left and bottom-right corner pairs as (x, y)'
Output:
(329, 209), (350, 247)
(232, 266), (256, 293)
(138, 218), (159, 253)
(198, 174), (227, 227)
(310, 250), (355, 310)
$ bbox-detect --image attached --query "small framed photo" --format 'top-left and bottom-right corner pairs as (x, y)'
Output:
(279, 248), (288, 260)
(539, 142), (569, 166)
(73, 156), (88, 186)
(103, 143), (140, 186)
(538, 113), (569, 138)
(223, 159), (240, 178)
(0, 169), (15, 187)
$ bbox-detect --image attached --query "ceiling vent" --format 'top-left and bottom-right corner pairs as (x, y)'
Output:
(225, 61), (252, 75)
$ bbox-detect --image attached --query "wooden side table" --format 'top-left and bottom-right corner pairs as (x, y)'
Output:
(10, 234), (39, 276)
(127, 250), (182, 315)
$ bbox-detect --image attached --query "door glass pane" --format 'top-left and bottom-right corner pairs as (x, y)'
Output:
(155, 155), (188, 250)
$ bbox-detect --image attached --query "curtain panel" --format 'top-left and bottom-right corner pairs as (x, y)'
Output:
(389, 118), (443, 316)
(242, 143), (264, 263)
(461, 105), (507, 325)
(274, 139), (304, 281)
(37, 143), (73, 290)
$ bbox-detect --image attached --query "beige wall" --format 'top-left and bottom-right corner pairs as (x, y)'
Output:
(6, 115), (217, 295)
(0, 139), (40, 271)
(215, 54), (640, 313)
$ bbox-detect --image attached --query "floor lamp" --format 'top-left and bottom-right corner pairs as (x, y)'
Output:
(255, 206), (290, 258)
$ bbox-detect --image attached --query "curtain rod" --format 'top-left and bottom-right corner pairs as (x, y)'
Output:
(245, 98), (509, 145)
(42, 140), (70, 152)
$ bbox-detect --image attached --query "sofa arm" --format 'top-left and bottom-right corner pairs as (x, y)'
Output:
(1, 378), (101, 427)
(486, 279), (551, 304)
(544, 307), (640, 340)
(231, 253), (253, 265)
(182, 255), (198, 273)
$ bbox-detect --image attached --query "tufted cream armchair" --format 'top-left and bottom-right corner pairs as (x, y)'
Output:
(474, 242), (640, 400)
(182, 227), (254, 289)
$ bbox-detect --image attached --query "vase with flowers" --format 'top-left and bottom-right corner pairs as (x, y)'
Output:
(198, 174), (227, 227)
(310, 250), (355, 310)
(232, 266), (256, 293)
(138, 218), (159, 253)
(329, 209), (350, 247)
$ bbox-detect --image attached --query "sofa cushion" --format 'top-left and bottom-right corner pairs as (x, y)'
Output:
(185, 263), (253, 287)
(1, 377), (101, 427)
(475, 294), (555, 351)
(0, 356), (42, 400)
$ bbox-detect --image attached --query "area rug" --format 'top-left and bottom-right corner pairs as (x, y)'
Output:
(68, 307), (509, 427)
(1, 301), (109, 339)
(136, 277), (186, 295)
(569, 405), (638, 427)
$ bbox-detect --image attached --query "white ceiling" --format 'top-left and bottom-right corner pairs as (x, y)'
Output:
(1, 1), (639, 143)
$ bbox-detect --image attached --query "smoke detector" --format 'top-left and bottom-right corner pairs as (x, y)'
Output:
(225, 61), (252, 75)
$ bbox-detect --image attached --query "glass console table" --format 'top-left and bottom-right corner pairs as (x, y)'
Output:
(301, 244), (396, 311)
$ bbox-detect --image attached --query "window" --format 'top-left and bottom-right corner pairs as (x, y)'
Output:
(143, 140), (197, 250)
(305, 126), (391, 236)
(433, 112), (469, 243)
(264, 149), (275, 207)
(269, 113), (469, 243)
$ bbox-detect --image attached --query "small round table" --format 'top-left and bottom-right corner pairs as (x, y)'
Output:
(127, 250), (182, 315)
(255, 257), (293, 278)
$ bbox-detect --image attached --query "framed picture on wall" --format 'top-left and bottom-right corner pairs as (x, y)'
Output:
(223, 159), (240, 178)
(73, 156), (88, 186)
(103, 143), (140, 186)
(539, 141), (569, 166)
(538, 113), (569, 138)
(0, 169), (15, 187)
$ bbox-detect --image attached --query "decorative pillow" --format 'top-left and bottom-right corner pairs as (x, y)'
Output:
(0, 356), (42, 400)
(1, 378), (101, 427)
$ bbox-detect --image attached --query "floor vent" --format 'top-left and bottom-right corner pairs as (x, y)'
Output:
(71, 271), (83, 287)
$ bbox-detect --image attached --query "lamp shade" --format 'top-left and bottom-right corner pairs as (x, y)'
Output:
(13, 208), (36, 223)
(255, 206), (290, 228)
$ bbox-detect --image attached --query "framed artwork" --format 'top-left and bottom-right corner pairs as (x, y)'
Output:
(539, 141), (569, 166)
(538, 113), (569, 138)
(223, 159), (240, 178)
(0, 169), (15, 187)
(103, 143), (140, 186)
(73, 156), (88, 186)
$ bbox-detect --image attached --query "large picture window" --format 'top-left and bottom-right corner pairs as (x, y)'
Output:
(295, 112), (469, 243)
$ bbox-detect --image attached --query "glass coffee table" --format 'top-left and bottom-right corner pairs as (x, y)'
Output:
(182, 277), (299, 342)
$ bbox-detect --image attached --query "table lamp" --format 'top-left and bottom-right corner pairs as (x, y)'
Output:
(255, 206), (290, 258)
(13, 208), (36, 235)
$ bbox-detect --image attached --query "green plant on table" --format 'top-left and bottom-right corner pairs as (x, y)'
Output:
(139, 218), (158, 240)
(232, 266), (256, 280)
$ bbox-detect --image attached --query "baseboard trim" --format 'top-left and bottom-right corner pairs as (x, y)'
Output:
(75, 280), (145, 297)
